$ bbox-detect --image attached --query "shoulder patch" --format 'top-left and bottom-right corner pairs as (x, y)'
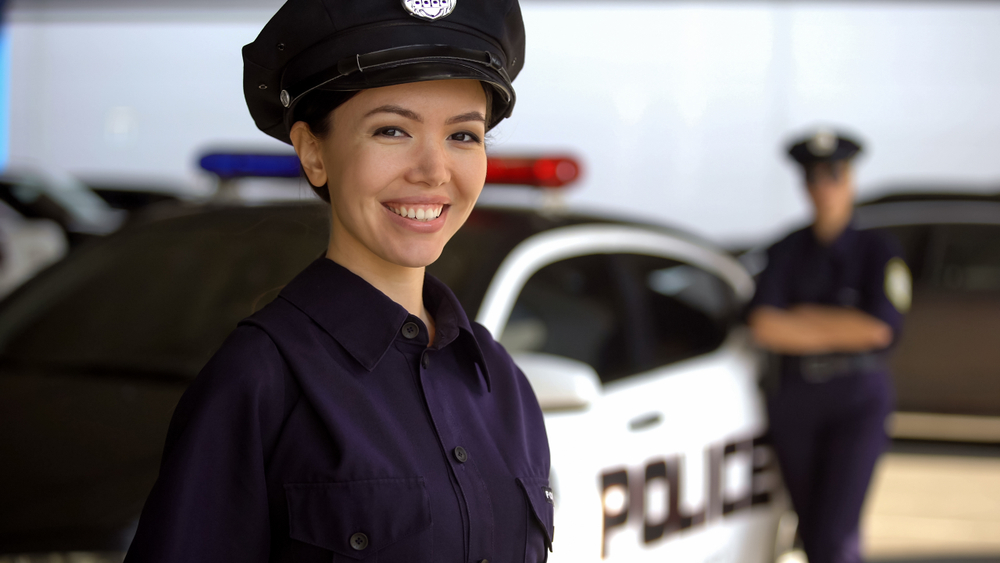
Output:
(884, 257), (912, 313)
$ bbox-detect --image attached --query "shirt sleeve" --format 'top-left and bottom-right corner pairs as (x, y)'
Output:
(124, 325), (286, 563)
(862, 233), (910, 341)
(749, 242), (792, 311)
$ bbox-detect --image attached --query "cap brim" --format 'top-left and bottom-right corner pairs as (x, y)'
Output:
(292, 59), (512, 127)
(788, 143), (861, 165)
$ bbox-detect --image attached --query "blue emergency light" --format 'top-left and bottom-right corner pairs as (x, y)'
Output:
(199, 153), (302, 179)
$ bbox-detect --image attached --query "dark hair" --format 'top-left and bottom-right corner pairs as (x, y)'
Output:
(294, 90), (358, 202)
(803, 159), (850, 185)
(294, 83), (495, 203)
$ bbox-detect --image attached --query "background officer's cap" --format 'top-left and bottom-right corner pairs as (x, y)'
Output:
(243, 0), (525, 144)
(787, 129), (863, 166)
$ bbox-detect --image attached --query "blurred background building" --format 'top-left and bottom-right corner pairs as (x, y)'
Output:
(5, 0), (1000, 245)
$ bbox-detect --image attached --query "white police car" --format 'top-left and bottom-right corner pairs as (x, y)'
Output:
(463, 202), (788, 561)
(0, 154), (786, 562)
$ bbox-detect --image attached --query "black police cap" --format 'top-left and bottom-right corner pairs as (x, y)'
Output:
(243, 0), (525, 145)
(787, 129), (863, 166)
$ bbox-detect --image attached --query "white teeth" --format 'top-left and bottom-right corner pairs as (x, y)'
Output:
(389, 205), (444, 222)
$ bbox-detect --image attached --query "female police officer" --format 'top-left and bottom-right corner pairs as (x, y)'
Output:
(124, 1), (553, 561)
(748, 130), (909, 563)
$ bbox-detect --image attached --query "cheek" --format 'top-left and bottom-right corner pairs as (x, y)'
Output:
(455, 154), (488, 200)
(328, 147), (399, 209)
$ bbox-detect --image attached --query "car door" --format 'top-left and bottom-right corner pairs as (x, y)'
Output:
(925, 224), (1000, 415)
(895, 223), (1000, 415)
(475, 224), (780, 563)
(863, 220), (1000, 416)
(592, 253), (777, 563)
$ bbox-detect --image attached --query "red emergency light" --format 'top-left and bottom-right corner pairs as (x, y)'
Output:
(485, 156), (581, 188)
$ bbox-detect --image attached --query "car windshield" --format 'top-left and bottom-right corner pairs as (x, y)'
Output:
(0, 204), (542, 378)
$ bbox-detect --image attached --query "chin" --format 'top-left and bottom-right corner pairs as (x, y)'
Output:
(383, 243), (445, 269)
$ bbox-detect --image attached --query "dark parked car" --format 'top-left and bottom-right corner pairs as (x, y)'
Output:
(853, 190), (1000, 418)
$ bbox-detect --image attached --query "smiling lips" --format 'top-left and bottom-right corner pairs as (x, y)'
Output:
(387, 204), (445, 222)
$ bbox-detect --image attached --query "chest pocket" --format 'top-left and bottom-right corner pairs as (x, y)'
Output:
(285, 478), (432, 562)
(517, 476), (554, 562)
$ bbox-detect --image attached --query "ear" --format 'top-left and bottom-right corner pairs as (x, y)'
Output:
(290, 121), (328, 188)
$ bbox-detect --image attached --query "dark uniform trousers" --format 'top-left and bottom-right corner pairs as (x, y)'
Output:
(124, 257), (554, 563)
(752, 226), (905, 563)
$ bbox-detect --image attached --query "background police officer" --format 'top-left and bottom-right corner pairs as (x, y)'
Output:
(748, 130), (910, 563)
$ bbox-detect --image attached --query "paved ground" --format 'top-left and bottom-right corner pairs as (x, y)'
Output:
(862, 441), (1000, 562)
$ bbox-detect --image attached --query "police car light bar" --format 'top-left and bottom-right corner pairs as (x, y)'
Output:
(199, 153), (301, 179)
(199, 152), (581, 188)
(485, 156), (580, 188)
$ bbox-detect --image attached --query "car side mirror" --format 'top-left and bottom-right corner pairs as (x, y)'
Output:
(511, 352), (601, 412)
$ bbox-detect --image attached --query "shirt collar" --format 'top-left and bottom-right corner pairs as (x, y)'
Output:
(808, 221), (858, 255)
(278, 257), (490, 389)
(830, 222), (858, 255)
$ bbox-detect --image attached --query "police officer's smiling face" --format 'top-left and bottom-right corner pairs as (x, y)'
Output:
(293, 79), (487, 271)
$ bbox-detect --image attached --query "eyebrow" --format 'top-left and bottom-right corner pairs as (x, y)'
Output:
(364, 105), (421, 122)
(446, 111), (487, 125)
(363, 105), (486, 126)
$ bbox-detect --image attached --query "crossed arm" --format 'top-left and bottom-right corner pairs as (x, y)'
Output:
(748, 304), (893, 355)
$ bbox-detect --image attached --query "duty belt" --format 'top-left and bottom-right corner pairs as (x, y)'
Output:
(798, 353), (886, 384)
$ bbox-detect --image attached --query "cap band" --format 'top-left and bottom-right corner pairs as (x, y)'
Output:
(282, 44), (512, 107)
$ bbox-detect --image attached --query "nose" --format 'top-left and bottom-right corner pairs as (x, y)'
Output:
(405, 138), (450, 188)
(808, 176), (840, 193)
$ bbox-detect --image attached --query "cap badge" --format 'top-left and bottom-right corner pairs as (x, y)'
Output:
(807, 129), (838, 157)
(402, 0), (457, 21)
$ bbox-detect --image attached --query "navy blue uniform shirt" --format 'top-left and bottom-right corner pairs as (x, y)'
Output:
(751, 224), (906, 378)
(125, 257), (553, 562)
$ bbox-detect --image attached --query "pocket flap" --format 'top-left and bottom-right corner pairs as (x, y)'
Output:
(517, 476), (554, 547)
(285, 478), (431, 559)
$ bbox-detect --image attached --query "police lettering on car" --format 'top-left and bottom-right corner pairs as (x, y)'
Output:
(599, 434), (779, 558)
(124, 0), (554, 561)
(747, 130), (909, 563)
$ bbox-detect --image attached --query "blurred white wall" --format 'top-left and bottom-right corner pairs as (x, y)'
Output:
(8, 1), (1000, 244)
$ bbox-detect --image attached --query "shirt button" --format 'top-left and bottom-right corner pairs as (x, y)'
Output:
(401, 322), (420, 339)
(454, 446), (468, 463)
(421, 351), (431, 369)
(350, 532), (368, 551)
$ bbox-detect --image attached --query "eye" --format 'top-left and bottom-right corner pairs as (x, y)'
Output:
(449, 131), (482, 144)
(375, 127), (409, 138)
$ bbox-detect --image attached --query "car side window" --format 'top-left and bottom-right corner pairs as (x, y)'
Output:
(611, 254), (732, 376)
(499, 254), (632, 383)
(499, 253), (734, 385)
(932, 224), (1000, 292)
